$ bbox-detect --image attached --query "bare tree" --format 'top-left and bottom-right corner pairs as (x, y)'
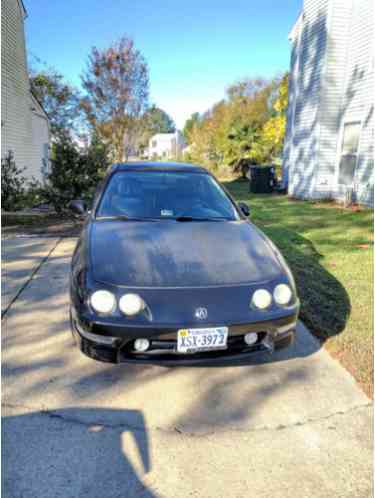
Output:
(81, 37), (149, 161)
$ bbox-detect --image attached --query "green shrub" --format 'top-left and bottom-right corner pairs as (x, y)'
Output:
(1, 152), (26, 211)
(42, 135), (111, 213)
(22, 178), (49, 208)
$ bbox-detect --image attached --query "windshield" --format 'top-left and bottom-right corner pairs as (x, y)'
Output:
(96, 171), (240, 220)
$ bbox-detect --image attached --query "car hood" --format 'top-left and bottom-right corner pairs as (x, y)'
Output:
(89, 220), (284, 288)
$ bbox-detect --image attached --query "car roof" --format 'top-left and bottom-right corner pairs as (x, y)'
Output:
(110, 161), (208, 174)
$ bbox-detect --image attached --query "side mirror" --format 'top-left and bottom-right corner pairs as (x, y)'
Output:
(238, 202), (250, 217)
(68, 199), (87, 215)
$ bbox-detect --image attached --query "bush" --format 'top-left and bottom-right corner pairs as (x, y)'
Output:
(43, 135), (111, 213)
(22, 178), (49, 208)
(1, 137), (111, 214)
(1, 152), (26, 211)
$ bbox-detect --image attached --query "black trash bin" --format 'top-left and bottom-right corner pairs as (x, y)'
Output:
(249, 165), (276, 193)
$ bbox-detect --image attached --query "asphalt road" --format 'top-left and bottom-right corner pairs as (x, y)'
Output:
(2, 237), (372, 498)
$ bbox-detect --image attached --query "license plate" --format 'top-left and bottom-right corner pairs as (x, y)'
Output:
(177, 327), (228, 354)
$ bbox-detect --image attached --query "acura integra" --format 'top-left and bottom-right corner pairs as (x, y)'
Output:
(69, 162), (299, 364)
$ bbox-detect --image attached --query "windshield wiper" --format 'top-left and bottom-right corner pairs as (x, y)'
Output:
(97, 215), (158, 222)
(97, 215), (232, 222)
(174, 216), (231, 222)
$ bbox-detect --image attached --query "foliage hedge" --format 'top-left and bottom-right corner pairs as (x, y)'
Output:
(1, 136), (111, 214)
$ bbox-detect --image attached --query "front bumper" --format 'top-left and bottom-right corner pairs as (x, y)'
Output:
(70, 308), (297, 365)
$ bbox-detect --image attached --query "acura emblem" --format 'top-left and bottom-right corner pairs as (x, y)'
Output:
(195, 307), (208, 320)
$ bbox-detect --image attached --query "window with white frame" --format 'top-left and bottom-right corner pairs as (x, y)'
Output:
(338, 121), (361, 186)
(41, 143), (50, 177)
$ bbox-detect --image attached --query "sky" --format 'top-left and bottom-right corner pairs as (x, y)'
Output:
(25, 1), (301, 129)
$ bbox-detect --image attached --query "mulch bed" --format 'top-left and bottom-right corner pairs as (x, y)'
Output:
(2, 213), (84, 238)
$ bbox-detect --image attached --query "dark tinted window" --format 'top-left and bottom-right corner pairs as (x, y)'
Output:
(97, 171), (239, 220)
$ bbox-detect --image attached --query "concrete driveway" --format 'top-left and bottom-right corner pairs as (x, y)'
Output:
(1, 236), (60, 314)
(2, 237), (372, 498)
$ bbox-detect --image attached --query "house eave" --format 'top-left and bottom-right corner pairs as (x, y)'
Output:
(30, 91), (49, 120)
(288, 11), (303, 41)
(17, 0), (27, 19)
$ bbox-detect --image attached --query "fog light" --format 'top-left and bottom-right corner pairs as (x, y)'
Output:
(134, 338), (150, 352)
(244, 332), (258, 345)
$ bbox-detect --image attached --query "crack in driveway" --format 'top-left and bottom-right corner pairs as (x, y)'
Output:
(1, 237), (63, 319)
(3, 401), (372, 438)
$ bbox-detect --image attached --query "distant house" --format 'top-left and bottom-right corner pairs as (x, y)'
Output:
(1, 0), (50, 182)
(283, 0), (374, 206)
(148, 131), (185, 160)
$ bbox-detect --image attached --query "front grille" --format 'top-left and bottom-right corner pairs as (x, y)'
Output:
(119, 332), (269, 361)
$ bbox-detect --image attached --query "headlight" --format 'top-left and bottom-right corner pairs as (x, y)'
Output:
(90, 290), (116, 314)
(273, 284), (292, 305)
(119, 293), (145, 316)
(251, 289), (272, 309)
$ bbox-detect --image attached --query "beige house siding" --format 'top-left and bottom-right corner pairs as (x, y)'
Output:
(1, 0), (32, 172)
(1, 0), (50, 182)
(283, 0), (374, 206)
(148, 131), (185, 160)
(336, 0), (374, 205)
(282, 15), (302, 188)
(314, 0), (352, 197)
(283, 0), (330, 199)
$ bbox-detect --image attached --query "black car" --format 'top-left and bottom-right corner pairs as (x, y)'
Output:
(69, 162), (299, 364)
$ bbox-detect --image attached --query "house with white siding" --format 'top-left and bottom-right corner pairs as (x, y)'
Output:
(147, 131), (185, 160)
(283, 0), (374, 206)
(1, 0), (50, 182)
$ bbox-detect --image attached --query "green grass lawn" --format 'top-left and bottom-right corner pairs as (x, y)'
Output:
(224, 179), (374, 397)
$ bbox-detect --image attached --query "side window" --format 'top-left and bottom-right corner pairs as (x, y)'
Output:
(41, 143), (50, 177)
(338, 122), (361, 185)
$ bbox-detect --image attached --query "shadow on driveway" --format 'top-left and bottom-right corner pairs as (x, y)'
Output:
(2, 407), (156, 498)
